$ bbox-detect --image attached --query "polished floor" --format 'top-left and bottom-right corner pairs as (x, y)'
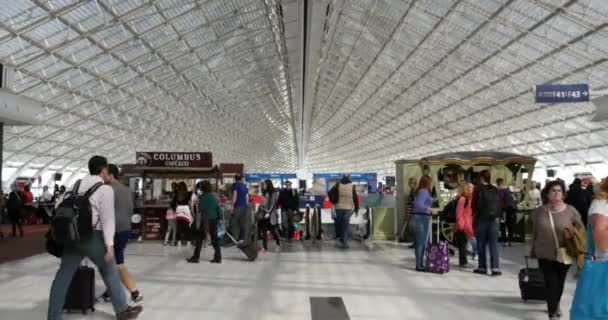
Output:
(0, 239), (576, 320)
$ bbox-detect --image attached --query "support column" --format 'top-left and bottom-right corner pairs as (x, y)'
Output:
(0, 122), (3, 191)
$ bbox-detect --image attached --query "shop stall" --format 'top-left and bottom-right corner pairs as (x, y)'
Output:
(391, 151), (537, 243)
(219, 163), (244, 185)
(121, 151), (220, 240)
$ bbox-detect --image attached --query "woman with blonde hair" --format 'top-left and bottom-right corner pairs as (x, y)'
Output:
(454, 183), (474, 267)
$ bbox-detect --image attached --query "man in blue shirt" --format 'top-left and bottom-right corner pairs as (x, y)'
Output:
(231, 175), (249, 242)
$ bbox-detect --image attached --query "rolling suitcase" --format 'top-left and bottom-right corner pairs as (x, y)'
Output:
(225, 228), (258, 261)
(64, 265), (95, 314)
(425, 215), (449, 274)
(519, 256), (546, 301)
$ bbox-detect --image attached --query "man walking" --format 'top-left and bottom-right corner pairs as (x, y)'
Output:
(279, 181), (299, 242)
(47, 156), (142, 320)
(329, 173), (359, 249)
(231, 175), (249, 242)
(100, 164), (143, 305)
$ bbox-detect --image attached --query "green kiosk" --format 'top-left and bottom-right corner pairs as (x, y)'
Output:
(387, 151), (537, 243)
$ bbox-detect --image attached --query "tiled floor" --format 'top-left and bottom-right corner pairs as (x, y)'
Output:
(0, 240), (575, 320)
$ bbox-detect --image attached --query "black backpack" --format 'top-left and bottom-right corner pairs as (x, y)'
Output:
(328, 183), (340, 204)
(441, 198), (458, 223)
(476, 185), (501, 219)
(51, 181), (104, 245)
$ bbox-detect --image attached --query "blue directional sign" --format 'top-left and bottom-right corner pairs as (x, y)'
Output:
(535, 84), (589, 103)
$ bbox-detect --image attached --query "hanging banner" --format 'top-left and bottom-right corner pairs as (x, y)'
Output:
(534, 84), (589, 103)
(135, 152), (212, 168)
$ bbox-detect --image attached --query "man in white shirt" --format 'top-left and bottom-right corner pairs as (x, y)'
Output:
(47, 156), (142, 320)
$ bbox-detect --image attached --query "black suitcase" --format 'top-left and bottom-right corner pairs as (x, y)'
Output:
(225, 228), (258, 261)
(64, 265), (95, 314)
(518, 256), (546, 301)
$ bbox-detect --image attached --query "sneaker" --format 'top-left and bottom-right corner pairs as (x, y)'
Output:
(101, 290), (111, 303)
(473, 269), (487, 275)
(130, 291), (143, 305)
(163, 242), (168, 246)
(116, 305), (143, 320)
(491, 270), (502, 276)
(415, 267), (426, 272)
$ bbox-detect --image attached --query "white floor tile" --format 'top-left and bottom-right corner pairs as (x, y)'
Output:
(0, 240), (575, 319)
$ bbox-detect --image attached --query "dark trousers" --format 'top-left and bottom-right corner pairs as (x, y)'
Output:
(454, 231), (468, 266)
(336, 209), (352, 245)
(176, 220), (190, 243)
(192, 218), (221, 261)
(538, 259), (570, 316)
(500, 208), (517, 244)
(9, 212), (23, 237)
(282, 209), (295, 239)
(475, 219), (500, 271)
(258, 219), (280, 250)
(233, 207), (249, 241)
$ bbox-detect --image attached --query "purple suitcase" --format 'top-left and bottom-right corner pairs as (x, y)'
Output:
(425, 215), (449, 274)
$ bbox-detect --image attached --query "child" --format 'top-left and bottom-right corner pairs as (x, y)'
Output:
(164, 208), (177, 246)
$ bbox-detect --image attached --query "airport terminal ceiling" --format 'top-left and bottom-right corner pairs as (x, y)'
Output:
(1, 0), (608, 186)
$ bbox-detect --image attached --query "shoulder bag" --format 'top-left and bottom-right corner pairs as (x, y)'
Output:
(548, 208), (573, 265)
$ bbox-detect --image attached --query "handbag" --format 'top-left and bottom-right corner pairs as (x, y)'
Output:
(548, 209), (573, 265)
(570, 224), (608, 319)
(45, 230), (63, 258)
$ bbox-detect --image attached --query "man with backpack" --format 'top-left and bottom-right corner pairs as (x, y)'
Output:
(472, 170), (502, 276)
(47, 156), (142, 320)
(100, 164), (143, 305)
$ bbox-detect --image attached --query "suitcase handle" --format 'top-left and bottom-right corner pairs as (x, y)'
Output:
(524, 255), (536, 270)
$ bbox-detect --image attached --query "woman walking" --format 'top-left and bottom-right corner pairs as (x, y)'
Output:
(258, 179), (281, 252)
(172, 182), (193, 247)
(531, 180), (583, 320)
(188, 181), (222, 263)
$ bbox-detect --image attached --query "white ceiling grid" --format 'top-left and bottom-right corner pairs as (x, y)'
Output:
(304, 0), (608, 176)
(1, 0), (608, 182)
(0, 0), (300, 182)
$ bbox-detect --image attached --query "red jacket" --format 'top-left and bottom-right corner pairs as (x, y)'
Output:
(455, 196), (474, 239)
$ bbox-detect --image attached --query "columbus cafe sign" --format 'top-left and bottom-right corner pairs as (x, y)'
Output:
(135, 152), (212, 168)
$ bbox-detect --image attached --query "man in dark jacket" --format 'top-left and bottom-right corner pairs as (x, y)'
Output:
(279, 181), (299, 242)
(566, 178), (590, 226)
(472, 170), (502, 276)
(7, 183), (24, 238)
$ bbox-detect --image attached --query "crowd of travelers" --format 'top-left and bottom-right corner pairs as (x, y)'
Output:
(5, 154), (607, 320)
(0, 181), (68, 239)
(408, 169), (606, 320)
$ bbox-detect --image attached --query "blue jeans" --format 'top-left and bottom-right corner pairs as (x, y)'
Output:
(335, 210), (351, 245)
(475, 219), (500, 271)
(48, 232), (128, 319)
(411, 214), (430, 269)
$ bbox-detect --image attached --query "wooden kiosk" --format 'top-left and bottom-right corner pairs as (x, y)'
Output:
(120, 151), (220, 240)
(393, 151), (537, 242)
